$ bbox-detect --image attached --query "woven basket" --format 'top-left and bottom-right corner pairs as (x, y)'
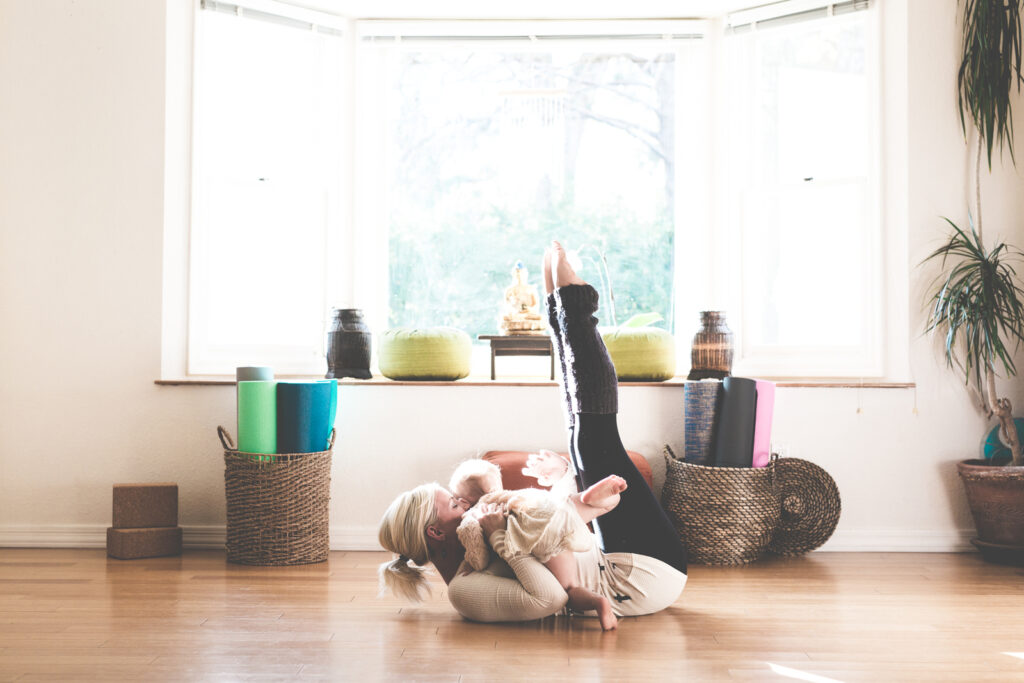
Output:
(661, 445), (779, 566)
(218, 426), (333, 566)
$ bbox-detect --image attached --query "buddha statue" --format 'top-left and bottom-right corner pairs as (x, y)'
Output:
(500, 261), (546, 335)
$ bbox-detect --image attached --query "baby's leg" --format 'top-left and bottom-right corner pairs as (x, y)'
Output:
(543, 551), (617, 631)
(570, 475), (628, 524)
(566, 586), (618, 631)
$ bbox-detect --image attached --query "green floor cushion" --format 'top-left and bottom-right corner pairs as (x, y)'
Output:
(378, 327), (472, 381)
(601, 327), (676, 381)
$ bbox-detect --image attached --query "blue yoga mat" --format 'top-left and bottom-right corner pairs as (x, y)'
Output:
(684, 381), (721, 466)
(276, 381), (335, 454)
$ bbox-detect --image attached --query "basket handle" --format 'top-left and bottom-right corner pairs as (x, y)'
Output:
(326, 428), (336, 451)
(664, 444), (681, 461)
(217, 425), (236, 451)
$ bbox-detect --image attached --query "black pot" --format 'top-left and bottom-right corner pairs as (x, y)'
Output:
(326, 308), (372, 380)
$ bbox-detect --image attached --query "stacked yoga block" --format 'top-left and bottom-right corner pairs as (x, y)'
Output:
(106, 484), (182, 559)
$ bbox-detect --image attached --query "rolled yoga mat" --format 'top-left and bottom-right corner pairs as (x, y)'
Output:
(752, 380), (776, 468)
(713, 376), (757, 467)
(236, 366), (273, 381)
(237, 381), (277, 454)
(684, 380), (721, 466)
(276, 381), (335, 454)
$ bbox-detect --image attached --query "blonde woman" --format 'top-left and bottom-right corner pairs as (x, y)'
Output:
(378, 242), (689, 624)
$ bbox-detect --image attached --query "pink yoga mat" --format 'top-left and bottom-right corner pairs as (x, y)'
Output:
(752, 380), (775, 468)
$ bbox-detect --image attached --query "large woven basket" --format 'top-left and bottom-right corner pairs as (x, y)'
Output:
(218, 426), (333, 566)
(661, 445), (779, 565)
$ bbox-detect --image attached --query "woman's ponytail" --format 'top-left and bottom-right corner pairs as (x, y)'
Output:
(377, 484), (442, 603)
(377, 554), (432, 602)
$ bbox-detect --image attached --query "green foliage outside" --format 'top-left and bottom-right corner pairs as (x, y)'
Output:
(384, 49), (676, 342)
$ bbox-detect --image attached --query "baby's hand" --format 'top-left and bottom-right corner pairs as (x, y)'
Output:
(477, 502), (508, 538)
(522, 449), (570, 486)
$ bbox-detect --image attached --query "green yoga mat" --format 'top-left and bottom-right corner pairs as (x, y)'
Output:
(237, 380), (277, 454)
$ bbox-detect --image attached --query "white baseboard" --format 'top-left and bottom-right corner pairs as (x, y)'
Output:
(0, 524), (977, 553)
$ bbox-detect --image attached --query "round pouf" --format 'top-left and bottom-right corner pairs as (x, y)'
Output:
(601, 327), (676, 381)
(768, 458), (841, 556)
(378, 327), (472, 381)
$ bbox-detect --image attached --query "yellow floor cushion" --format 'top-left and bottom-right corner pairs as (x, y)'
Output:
(601, 327), (676, 381)
(378, 327), (472, 380)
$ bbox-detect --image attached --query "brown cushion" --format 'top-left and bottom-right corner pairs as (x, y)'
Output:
(482, 450), (653, 491)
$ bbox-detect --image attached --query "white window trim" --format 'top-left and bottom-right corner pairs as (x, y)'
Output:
(163, 2), (900, 382)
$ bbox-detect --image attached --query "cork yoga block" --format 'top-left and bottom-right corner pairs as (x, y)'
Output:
(106, 527), (183, 560)
(112, 483), (178, 529)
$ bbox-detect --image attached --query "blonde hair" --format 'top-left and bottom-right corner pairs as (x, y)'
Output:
(377, 483), (442, 602)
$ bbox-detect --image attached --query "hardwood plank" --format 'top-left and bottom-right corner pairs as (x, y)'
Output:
(2, 549), (1024, 680)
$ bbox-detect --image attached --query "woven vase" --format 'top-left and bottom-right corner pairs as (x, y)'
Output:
(687, 311), (734, 380)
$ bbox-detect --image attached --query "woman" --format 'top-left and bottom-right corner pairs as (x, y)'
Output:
(378, 242), (689, 623)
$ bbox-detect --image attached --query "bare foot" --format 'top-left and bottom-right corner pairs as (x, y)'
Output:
(542, 248), (554, 295)
(597, 597), (618, 631)
(551, 241), (585, 289)
(580, 475), (628, 509)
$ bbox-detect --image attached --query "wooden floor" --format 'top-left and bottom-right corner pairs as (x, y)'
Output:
(2, 550), (1024, 682)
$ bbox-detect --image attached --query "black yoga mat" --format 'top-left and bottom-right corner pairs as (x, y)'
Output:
(713, 376), (757, 467)
(684, 381), (721, 466)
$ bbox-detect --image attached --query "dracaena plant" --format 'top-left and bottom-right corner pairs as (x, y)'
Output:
(923, 218), (1024, 466)
(921, 0), (1024, 466)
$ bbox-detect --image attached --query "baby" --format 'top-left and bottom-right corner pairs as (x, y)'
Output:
(449, 451), (627, 630)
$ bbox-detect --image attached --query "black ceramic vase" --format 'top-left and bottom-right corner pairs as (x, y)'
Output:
(326, 308), (372, 380)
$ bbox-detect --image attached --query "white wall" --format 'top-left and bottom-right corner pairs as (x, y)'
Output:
(2, 0), (1023, 552)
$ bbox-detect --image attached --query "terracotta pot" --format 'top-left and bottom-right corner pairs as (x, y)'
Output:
(957, 459), (1024, 565)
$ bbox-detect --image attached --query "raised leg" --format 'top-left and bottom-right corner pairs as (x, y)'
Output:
(549, 241), (689, 575)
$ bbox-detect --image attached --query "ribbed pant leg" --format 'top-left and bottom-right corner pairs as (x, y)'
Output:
(554, 283), (688, 574)
(574, 414), (688, 574)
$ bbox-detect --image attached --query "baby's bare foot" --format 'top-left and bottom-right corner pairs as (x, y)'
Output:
(542, 248), (554, 295)
(551, 241), (585, 289)
(580, 475), (628, 507)
(597, 598), (618, 631)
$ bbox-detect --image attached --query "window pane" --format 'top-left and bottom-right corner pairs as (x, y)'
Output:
(730, 15), (874, 363)
(190, 11), (342, 372)
(378, 47), (680, 345)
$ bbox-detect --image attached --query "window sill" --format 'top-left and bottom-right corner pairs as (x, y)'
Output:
(155, 376), (916, 389)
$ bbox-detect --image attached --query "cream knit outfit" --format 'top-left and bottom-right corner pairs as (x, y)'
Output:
(447, 530), (687, 623)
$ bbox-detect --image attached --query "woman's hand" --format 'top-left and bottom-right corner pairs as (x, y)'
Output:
(477, 502), (508, 538)
(522, 449), (570, 486)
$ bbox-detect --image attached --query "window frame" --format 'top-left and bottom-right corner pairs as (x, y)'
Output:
(164, 2), (892, 381)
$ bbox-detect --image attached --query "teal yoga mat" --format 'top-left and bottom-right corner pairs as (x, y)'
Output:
(277, 381), (335, 454)
(237, 381), (277, 454)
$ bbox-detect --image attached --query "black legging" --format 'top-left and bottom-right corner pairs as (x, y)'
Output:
(548, 285), (689, 574)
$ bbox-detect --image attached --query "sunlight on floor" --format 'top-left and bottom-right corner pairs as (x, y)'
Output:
(767, 663), (844, 683)
(1004, 652), (1024, 660)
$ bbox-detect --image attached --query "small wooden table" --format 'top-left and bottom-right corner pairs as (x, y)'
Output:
(478, 334), (555, 380)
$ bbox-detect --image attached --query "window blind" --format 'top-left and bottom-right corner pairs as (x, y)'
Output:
(728, 0), (870, 33)
(200, 0), (345, 36)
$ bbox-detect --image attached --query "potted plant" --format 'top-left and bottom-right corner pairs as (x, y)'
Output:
(571, 244), (676, 381)
(922, 0), (1024, 564)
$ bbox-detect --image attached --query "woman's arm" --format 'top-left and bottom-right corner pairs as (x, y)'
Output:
(447, 529), (568, 623)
